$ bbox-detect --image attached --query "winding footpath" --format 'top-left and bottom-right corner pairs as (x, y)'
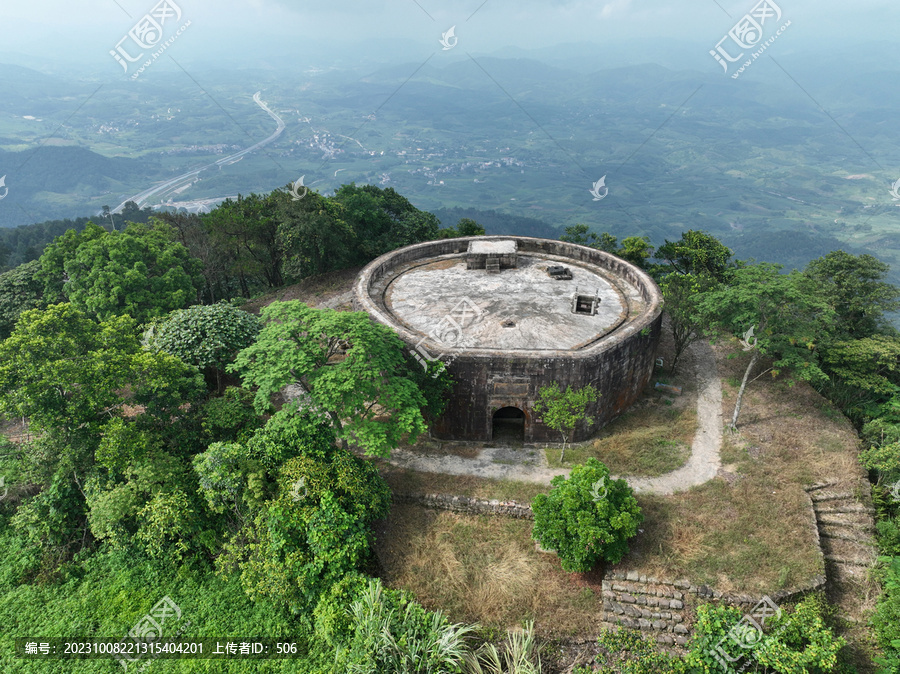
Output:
(385, 340), (723, 496)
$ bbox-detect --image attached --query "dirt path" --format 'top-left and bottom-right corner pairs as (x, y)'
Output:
(385, 340), (723, 495)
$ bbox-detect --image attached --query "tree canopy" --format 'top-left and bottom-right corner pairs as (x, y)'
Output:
(229, 301), (437, 457)
(37, 220), (203, 324)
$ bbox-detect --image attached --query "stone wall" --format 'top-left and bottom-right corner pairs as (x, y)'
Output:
(393, 492), (534, 519)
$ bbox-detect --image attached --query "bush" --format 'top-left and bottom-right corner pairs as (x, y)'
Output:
(683, 595), (845, 674)
(531, 458), (642, 572)
(873, 556), (900, 673)
(338, 578), (476, 674)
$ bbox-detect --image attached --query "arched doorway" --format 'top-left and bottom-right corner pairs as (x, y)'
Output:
(492, 407), (525, 444)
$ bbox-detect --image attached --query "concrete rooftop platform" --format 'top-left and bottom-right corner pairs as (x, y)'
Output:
(383, 253), (647, 351)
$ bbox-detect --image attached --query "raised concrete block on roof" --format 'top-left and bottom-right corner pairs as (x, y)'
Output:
(466, 238), (518, 270)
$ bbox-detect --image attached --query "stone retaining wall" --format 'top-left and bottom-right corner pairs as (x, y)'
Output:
(392, 492), (534, 519)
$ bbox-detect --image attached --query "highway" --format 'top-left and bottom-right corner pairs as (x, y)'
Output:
(112, 92), (286, 213)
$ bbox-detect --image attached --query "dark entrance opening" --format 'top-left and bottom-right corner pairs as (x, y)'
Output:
(492, 407), (525, 444)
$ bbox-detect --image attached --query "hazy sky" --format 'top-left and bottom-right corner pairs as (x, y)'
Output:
(1, 0), (896, 74)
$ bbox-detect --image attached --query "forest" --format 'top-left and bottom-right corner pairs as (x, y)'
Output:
(0, 183), (899, 673)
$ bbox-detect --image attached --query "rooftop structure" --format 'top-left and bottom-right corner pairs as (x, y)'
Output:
(354, 236), (663, 443)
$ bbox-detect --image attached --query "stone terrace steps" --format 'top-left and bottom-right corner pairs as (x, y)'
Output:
(600, 578), (690, 646)
(806, 481), (878, 580)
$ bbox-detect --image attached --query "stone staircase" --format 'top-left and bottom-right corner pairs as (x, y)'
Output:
(805, 479), (879, 632)
(600, 576), (690, 645)
(485, 255), (500, 274)
(806, 481), (877, 577)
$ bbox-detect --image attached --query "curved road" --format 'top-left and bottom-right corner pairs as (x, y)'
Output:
(113, 92), (286, 213)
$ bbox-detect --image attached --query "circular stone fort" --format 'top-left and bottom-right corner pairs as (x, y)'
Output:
(353, 236), (663, 443)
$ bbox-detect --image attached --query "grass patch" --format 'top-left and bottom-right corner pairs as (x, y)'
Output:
(373, 504), (602, 637)
(544, 405), (695, 476)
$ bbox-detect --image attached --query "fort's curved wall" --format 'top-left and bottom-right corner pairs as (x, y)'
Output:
(354, 236), (663, 442)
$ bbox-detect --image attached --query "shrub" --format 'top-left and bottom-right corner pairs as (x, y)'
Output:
(530, 458), (642, 572)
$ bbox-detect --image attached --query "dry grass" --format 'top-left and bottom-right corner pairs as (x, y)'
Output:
(545, 405), (695, 475)
(372, 504), (604, 637)
(241, 266), (362, 314)
(378, 463), (547, 503)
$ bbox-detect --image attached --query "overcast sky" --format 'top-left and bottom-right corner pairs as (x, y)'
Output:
(1, 0), (897, 75)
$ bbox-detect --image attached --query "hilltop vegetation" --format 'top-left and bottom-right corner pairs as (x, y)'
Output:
(0, 185), (899, 672)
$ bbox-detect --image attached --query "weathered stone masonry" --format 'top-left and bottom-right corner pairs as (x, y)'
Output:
(354, 236), (664, 442)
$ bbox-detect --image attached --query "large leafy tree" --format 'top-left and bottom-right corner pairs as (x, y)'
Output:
(146, 302), (261, 392)
(274, 188), (356, 281)
(659, 272), (716, 372)
(0, 260), (44, 340)
(229, 301), (436, 457)
(203, 192), (283, 291)
(215, 415), (392, 613)
(38, 221), (202, 324)
(698, 264), (834, 430)
(803, 250), (900, 340)
(531, 458), (643, 572)
(0, 303), (204, 556)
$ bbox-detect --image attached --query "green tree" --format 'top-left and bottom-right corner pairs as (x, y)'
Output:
(203, 192), (284, 290)
(654, 230), (734, 282)
(146, 302), (261, 392)
(38, 220), (202, 324)
(0, 260), (44, 340)
(454, 217), (485, 237)
(659, 273), (716, 372)
(274, 188), (355, 281)
(618, 235), (653, 269)
(533, 382), (599, 463)
(229, 301), (431, 457)
(804, 250), (900, 339)
(698, 264), (833, 431)
(559, 224), (617, 253)
(0, 303), (204, 556)
(332, 183), (440, 262)
(224, 445), (391, 612)
(531, 458), (642, 572)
